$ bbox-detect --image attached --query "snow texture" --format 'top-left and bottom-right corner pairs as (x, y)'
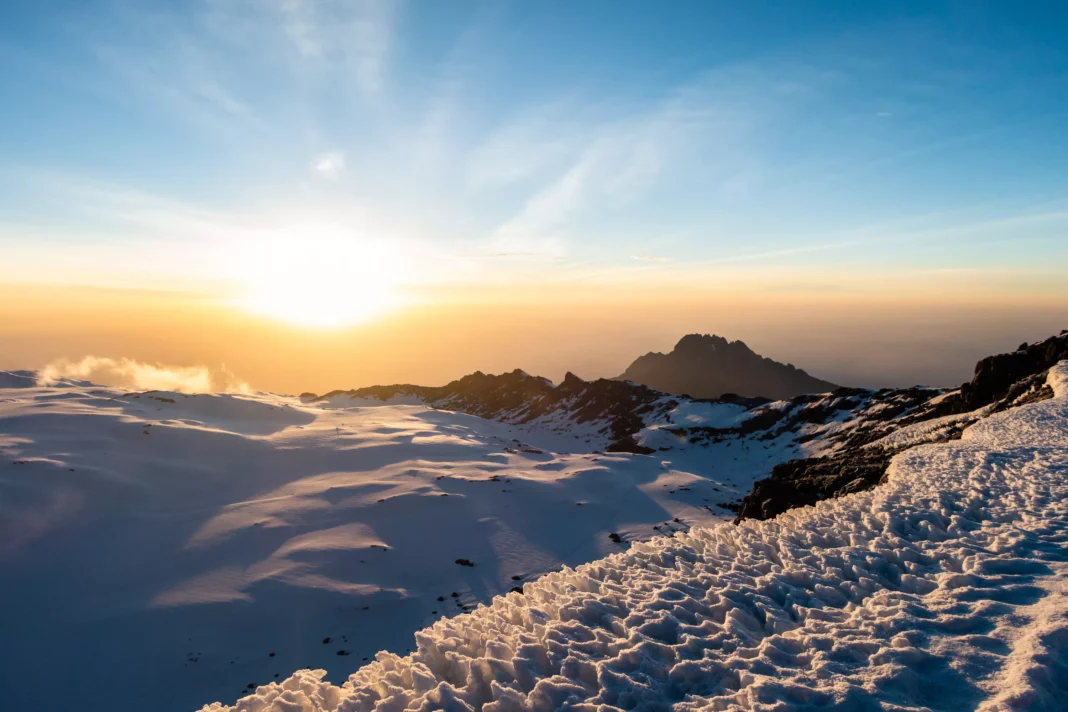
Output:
(200, 362), (1068, 711)
(864, 408), (985, 451)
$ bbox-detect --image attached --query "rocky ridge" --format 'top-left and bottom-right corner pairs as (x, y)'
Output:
(735, 330), (1068, 520)
(307, 332), (1068, 524)
(311, 370), (681, 454)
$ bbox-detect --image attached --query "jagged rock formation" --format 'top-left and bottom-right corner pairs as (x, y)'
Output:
(616, 333), (838, 400)
(314, 369), (680, 454)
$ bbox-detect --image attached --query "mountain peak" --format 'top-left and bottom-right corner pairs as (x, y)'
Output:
(616, 334), (837, 400)
(561, 371), (586, 388)
(674, 333), (753, 355)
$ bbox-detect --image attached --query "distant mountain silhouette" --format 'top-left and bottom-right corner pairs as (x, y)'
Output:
(615, 333), (838, 400)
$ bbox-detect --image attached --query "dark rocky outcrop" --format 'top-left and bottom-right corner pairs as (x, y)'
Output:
(616, 334), (838, 400)
(694, 393), (772, 409)
(929, 331), (1068, 416)
(735, 332), (1068, 523)
(314, 369), (670, 453)
(737, 450), (894, 522)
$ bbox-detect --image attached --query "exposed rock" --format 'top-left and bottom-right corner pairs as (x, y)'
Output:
(313, 368), (670, 453)
(952, 332), (1068, 413)
(735, 332), (1068, 523)
(736, 450), (892, 521)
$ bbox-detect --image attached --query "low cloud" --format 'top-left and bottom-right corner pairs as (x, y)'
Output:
(312, 152), (346, 178)
(37, 356), (250, 394)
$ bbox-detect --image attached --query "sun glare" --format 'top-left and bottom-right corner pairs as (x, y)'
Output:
(232, 222), (405, 328)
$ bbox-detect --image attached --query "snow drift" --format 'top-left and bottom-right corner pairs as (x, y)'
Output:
(199, 362), (1068, 710)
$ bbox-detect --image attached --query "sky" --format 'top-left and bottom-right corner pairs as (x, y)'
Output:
(2, 1), (1067, 393)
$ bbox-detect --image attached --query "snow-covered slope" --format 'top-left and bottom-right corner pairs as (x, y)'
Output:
(0, 381), (776, 712)
(201, 362), (1068, 711)
(0, 369), (37, 387)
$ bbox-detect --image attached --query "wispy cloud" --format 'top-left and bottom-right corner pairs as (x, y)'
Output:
(706, 240), (866, 265)
(491, 155), (594, 248)
(481, 251), (567, 263)
(8, 169), (255, 242)
(83, 0), (395, 146)
(275, 0), (395, 96)
(487, 118), (672, 247)
(405, 3), (507, 179)
(465, 105), (580, 189)
(631, 255), (673, 262)
(485, 61), (805, 251)
(91, 38), (258, 138)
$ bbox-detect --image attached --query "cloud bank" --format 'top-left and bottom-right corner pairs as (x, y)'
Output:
(37, 356), (250, 394)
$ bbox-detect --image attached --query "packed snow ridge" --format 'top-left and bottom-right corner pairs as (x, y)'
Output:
(201, 362), (1068, 711)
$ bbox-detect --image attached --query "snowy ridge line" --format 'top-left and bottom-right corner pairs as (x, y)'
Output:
(200, 364), (1068, 711)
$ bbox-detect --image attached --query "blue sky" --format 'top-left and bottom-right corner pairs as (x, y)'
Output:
(2, 1), (1068, 302)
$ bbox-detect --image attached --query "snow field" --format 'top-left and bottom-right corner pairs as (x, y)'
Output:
(202, 365), (1068, 711)
(0, 381), (754, 712)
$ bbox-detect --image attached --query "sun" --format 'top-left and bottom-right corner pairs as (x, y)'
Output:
(231, 222), (405, 328)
